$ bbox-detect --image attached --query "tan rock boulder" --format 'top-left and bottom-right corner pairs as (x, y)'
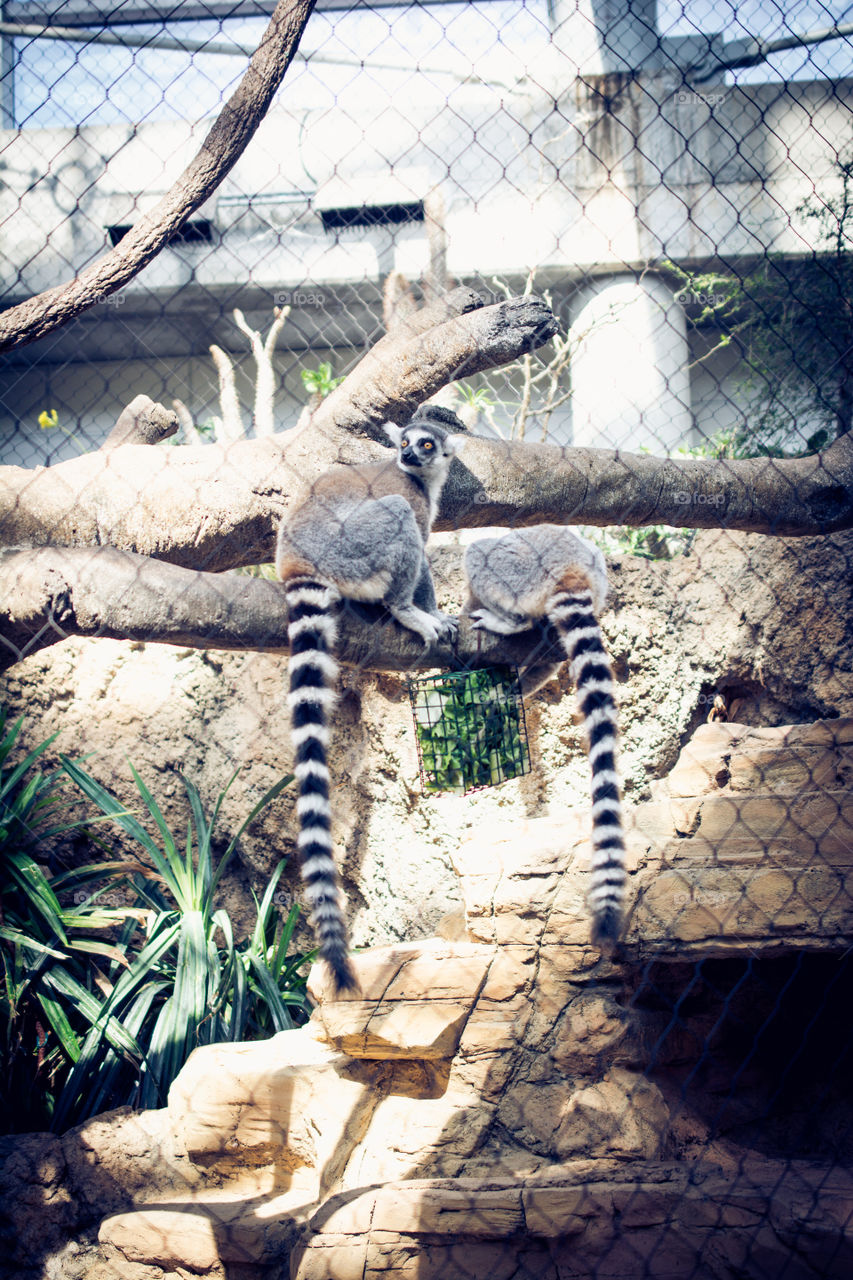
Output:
(631, 716), (853, 958)
(497, 1067), (668, 1162)
(62, 1104), (206, 1217)
(0, 1132), (78, 1267)
(167, 1026), (378, 1194)
(290, 1159), (853, 1280)
(308, 940), (496, 1060)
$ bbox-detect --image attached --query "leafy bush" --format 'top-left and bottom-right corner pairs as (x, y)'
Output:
(0, 713), (311, 1133)
(665, 156), (853, 455)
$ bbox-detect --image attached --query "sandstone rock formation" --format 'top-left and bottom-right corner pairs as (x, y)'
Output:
(2, 718), (852, 1279)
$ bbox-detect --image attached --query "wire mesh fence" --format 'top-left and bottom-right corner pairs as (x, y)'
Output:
(1, 2), (853, 1278)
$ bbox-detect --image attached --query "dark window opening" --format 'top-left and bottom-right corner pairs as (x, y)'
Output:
(320, 201), (425, 232)
(106, 219), (214, 247)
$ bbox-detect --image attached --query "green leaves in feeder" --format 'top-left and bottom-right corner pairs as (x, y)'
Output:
(409, 666), (530, 794)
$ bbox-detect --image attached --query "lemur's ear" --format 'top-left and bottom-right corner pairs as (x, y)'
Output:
(383, 423), (403, 447)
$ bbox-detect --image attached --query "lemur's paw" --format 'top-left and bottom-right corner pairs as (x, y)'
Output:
(411, 616), (442, 646)
(435, 612), (459, 641)
(468, 608), (504, 633)
(468, 607), (526, 636)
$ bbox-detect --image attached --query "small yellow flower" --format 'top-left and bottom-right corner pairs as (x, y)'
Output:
(38, 409), (59, 430)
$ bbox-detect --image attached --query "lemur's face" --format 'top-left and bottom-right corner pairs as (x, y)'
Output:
(384, 422), (457, 474)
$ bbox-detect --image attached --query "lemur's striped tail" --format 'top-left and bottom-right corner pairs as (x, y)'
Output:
(547, 580), (627, 953)
(286, 578), (358, 993)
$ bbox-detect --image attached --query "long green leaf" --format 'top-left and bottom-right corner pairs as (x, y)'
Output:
(210, 773), (294, 899)
(182, 775), (211, 904)
(65, 938), (130, 967)
(14, 771), (45, 820)
(247, 953), (294, 1032)
(0, 730), (59, 803)
(50, 859), (157, 891)
(4, 850), (68, 945)
(210, 908), (235, 1002)
(0, 926), (67, 961)
(209, 909), (248, 1041)
(35, 989), (81, 1064)
(250, 859), (286, 955)
(52, 920), (181, 1128)
(39, 968), (142, 1059)
(58, 757), (175, 887)
(84, 978), (169, 1121)
(143, 911), (210, 1105)
(0, 710), (19, 767)
(273, 904), (303, 979)
(230, 953), (248, 1040)
(127, 764), (185, 905)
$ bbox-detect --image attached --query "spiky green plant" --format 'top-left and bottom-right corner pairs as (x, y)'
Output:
(51, 761), (308, 1127)
(0, 712), (312, 1133)
(0, 711), (139, 1129)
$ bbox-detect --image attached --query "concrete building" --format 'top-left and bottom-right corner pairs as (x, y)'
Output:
(0, 0), (851, 463)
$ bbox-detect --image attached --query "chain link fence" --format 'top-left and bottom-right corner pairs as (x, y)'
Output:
(1, 2), (852, 1278)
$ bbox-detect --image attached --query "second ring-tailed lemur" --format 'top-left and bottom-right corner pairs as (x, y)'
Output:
(463, 524), (626, 953)
(277, 405), (460, 992)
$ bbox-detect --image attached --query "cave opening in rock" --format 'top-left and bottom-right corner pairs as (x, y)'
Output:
(630, 952), (853, 1162)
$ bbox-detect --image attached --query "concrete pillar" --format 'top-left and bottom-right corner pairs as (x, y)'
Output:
(568, 274), (692, 454)
(548, 0), (660, 77)
(0, 25), (15, 129)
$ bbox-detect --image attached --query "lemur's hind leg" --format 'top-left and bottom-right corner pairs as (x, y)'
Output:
(412, 555), (458, 641)
(367, 496), (456, 645)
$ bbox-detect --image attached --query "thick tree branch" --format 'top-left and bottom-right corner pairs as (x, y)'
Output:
(312, 290), (547, 442)
(0, 548), (552, 676)
(437, 430), (853, 536)
(0, 0), (316, 353)
(0, 297), (559, 568)
(2, 407), (851, 577)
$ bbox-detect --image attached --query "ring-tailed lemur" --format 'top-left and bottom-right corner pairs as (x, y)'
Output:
(463, 524), (626, 953)
(277, 406), (460, 991)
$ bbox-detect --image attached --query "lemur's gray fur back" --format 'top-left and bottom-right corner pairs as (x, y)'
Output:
(464, 525), (627, 952)
(277, 406), (460, 992)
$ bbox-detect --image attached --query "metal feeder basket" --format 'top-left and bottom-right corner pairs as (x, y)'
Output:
(408, 665), (531, 795)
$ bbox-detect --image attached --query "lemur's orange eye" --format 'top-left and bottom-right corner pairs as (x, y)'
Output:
(423, 440), (434, 450)
(401, 438), (409, 447)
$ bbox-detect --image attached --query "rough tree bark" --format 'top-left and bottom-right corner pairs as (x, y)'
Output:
(2, 285), (852, 675)
(0, 547), (553, 675)
(0, 0), (316, 353)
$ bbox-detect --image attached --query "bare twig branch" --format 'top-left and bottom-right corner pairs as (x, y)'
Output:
(172, 399), (205, 446)
(422, 186), (450, 306)
(312, 294), (559, 442)
(382, 271), (419, 335)
(209, 345), (246, 444)
(233, 305), (290, 436)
